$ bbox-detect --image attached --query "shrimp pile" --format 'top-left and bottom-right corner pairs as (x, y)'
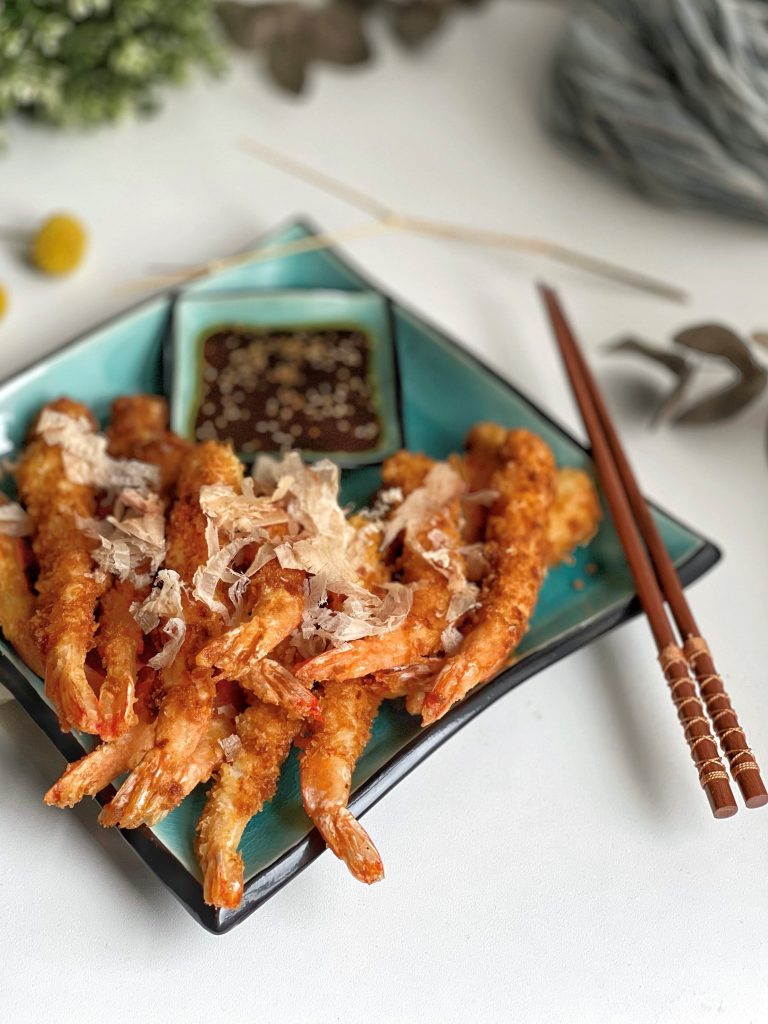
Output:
(0, 397), (600, 908)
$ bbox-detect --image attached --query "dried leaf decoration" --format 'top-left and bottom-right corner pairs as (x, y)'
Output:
(216, 1), (487, 93)
(672, 324), (767, 424)
(390, 2), (445, 48)
(219, 1), (369, 94)
(217, 2), (278, 50)
(269, 37), (308, 95)
(608, 337), (694, 423)
(606, 321), (768, 466)
(310, 5), (370, 65)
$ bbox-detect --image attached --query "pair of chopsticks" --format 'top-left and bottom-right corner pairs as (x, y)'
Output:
(540, 285), (766, 818)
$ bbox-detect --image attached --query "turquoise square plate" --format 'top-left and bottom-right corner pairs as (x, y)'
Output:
(0, 219), (720, 934)
(170, 288), (401, 466)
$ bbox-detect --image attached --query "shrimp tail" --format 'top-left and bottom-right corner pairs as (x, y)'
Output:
(46, 639), (100, 734)
(420, 659), (482, 726)
(319, 808), (384, 885)
(239, 659), (320, 721)
(202, 847), (245, 910)
(44, 720), (156, 808)
(100, 710), (233, 829)
(99, 747), (165, 827)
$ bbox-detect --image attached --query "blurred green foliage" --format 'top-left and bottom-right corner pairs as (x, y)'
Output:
(0, 0), (225, 138)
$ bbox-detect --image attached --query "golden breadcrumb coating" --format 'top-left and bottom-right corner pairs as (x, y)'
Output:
(100, 442), (243, 828)
(196, 701), (299, 908)
(422, 429), (556, 725)
(0, 500), (43, 677)
(16, 398), (104, 733)
(300, 678), (384, 884)
(296, 452), (463, 684)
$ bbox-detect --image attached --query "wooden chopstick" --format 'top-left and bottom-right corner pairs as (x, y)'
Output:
(539, 284), (738, 818)
(543, 292), (767, 810)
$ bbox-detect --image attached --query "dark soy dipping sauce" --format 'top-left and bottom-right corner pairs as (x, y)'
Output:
(194, 327), (383, 455)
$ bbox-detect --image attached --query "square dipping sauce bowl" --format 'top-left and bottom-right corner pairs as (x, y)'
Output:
(168, 288), (402, 467)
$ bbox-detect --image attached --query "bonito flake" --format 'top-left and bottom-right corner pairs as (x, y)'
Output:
(440, 581), (480, 655)
(198, 480), (288, 536)
(252, 452), (366, 596)
(380, 463), (465, 551)
(193, 480), (292, 622)
(298, 572), (413, 646)
(37, 410), (160, 492)
(79, 489), (166, 587)
(217, 733), (243, 764)
(192, 535), (254, 623)
(194, 450), (413, 644)
(0, 501), (32, 537)
(130, 569), (186, 669)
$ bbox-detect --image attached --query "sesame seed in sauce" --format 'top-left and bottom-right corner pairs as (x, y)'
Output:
(194, 327), (383, 454)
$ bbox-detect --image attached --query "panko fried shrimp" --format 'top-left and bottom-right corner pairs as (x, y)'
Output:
(296, 516), (390, 879)
(460, 422), (600, 564)
(0, 497), (43, 677)
(96, 580), (144, 739)
(16, 399), (108, 732)
(100, 442), (244, 829)
(165, 442), (246, 609)
(545, 467), (601, 567)
(195, 454), (407, 676)
(370, 660), (442, 716)
(422, 430), (556, 726)
(296, 454), (465, 684)
(107, 395), (190, 498)
(195, 559), (306, 676)
(44, 720), (157, 809)
(300, 678), (384, 884)
(45, 711), (235, 814)
(94, 397), (180, 738)
(173, 712), (237, 805)
(196, 700), (299, 908)
(460, 421), (508, 543)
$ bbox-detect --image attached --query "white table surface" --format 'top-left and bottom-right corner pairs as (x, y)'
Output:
(2, 5), (768, 1022)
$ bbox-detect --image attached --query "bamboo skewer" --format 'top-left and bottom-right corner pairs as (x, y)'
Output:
(239, 142), (685, 301)
(402, 215), (686, 302)
(126, 141), (688, 300)
(119, 219), (396, 292)
(541, 287), (766, 809)
(238, 139), (397, 221)
(539, 284), (738, 818)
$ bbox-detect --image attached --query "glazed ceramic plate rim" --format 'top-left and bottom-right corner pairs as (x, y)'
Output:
(169, 287), (403, 466)
(0, 217), (721, 934)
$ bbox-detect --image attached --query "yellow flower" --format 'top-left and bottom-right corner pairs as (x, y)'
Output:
(31, 214), (87, 275)
(0, 284), (7, 320)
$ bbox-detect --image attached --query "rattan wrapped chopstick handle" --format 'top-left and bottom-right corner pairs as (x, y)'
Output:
(683, 636), (764, 806)
(659, 644), (731, 792)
